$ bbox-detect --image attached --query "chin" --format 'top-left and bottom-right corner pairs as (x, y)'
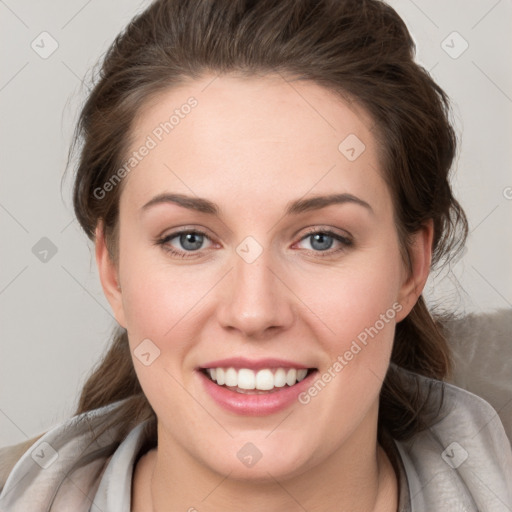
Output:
(197, 436), (316, 483)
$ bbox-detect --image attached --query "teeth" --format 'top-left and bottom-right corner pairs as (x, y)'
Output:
(286, 369), (297, 386)
(274, 368), (287, 388)
(238, 369), (256, 390)
(297, 369), (308, 381)
(205, 367), (310, 390)
(255, 369), (274, 391)
(225, 367), (237, 387)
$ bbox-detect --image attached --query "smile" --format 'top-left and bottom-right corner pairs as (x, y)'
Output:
(197, 359), (318, 415)
(203, 367), (312, 393)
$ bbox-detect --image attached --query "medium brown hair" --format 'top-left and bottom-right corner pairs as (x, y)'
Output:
(70, 0), (467, 447)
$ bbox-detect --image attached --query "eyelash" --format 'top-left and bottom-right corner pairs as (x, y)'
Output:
(155, 227), (353, 259)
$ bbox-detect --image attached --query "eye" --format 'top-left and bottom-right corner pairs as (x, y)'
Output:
(156, 229), (213, 258)
(294, 228), (353, 256)
(155, 226), (353, 259)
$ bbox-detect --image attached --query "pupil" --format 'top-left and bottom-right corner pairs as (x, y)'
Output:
(311, 233), (333, 251)
(181, 233), (203, 251)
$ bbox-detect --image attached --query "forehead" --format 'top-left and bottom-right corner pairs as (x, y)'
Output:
(120, 73), (388, 215)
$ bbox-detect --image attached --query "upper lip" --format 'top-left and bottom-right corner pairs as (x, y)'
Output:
(199, 357), (313, 371)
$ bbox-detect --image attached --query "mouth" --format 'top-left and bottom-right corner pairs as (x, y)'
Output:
(197, 357), (319, 415)
(200, 366), (317, 394)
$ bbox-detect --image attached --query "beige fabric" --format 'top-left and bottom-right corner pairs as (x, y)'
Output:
(0, 437), (41, 498)
(445, 309), (512, 443)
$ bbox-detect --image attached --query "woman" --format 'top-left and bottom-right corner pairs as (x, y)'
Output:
(1, 0), (511, 510)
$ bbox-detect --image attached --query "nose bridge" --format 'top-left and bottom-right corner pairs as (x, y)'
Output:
(217, 236), (293, 337)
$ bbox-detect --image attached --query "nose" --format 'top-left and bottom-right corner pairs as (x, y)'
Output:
(216, 245), (295, 339)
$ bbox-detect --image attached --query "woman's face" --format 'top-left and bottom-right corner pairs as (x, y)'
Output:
(97, 73), (430, 480)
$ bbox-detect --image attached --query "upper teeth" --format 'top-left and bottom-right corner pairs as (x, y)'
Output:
(206, 367), (308, 390)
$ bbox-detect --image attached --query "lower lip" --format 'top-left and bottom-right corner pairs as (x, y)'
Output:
(197, 369), (317, 416)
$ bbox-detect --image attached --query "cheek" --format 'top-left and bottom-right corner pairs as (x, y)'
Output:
(297, 249), (402, 349)
(294, 262), (402, 437)
(117, 229), (201, 339)
(121, 270), (204, 346)
(119, 267), (205, 414)
(292, 242), (404, 415)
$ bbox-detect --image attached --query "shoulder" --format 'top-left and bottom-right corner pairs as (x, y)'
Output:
(395, 368), (512, 511)
(0, 400), (130, 512)
(0, 437), (43, 491)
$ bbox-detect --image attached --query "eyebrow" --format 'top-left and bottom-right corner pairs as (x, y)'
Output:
(141, 192), (374, 216)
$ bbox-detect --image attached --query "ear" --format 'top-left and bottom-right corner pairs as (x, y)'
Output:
(395, 219), (434, 322)
(95, 221), (127, 328)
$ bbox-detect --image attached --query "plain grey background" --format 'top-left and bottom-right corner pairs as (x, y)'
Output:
(1, 0), (511, 448)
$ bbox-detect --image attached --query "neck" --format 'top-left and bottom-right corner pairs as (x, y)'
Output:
(137, 414), (397, 512)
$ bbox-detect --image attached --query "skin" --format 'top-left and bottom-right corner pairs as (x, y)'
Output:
(96, 73), (433, 511)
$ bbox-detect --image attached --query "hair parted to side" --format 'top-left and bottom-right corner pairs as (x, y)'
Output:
(69, 0), (468, 445)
